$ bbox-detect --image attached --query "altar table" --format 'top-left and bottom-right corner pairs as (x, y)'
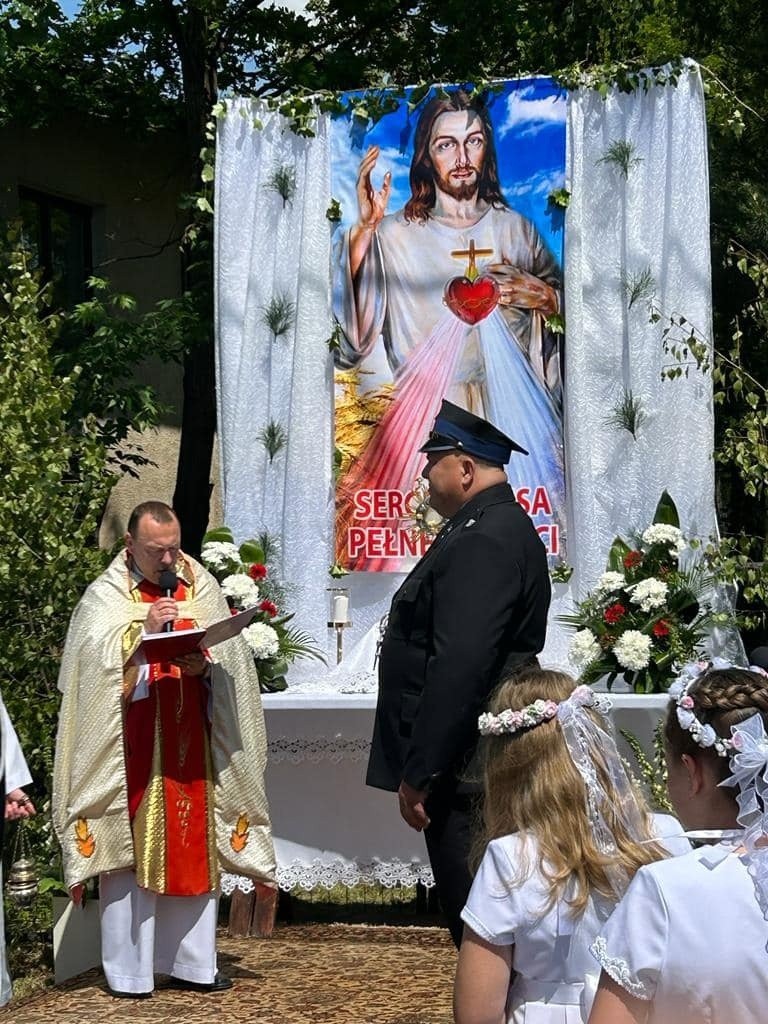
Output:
(221, 691), (669, 895)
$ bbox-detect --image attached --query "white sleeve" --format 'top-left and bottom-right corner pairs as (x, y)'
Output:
(0, 695), (32, 794)
(651, 812), (693, 857)
(591, 866), (669, 1000)
(460, 838), (523, 946)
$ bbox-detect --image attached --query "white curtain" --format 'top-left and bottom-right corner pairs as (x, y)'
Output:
(214, 68), (715, 686)
(564, 65), (715, 600)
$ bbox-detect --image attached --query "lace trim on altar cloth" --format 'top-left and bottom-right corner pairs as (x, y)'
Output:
(590, 937), (652, 1000)
(267, 735), (371, 763)
(284, 671), (378, 695)
(221, 858), (435, 894)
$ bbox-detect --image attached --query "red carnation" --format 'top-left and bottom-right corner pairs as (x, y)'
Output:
(604, 602), (627, 624)
(259, 599), (278, 617)
(623, 551), (642, 569)
(248, 563), (268, 580)
(652, 620), (670, 637)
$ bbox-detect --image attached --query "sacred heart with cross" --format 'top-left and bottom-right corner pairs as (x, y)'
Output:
(443, 239), (500, 325)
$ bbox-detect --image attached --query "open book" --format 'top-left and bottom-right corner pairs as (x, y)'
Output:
(126, 605), (260, 667)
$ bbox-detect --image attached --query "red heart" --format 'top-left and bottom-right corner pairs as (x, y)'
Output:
(443, 274), (500, 325)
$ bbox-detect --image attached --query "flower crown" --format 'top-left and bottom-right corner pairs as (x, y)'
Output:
(478, 684), (611, 736)
(668, 658), (768, 757)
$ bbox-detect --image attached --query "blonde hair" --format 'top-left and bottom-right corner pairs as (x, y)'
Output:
(474, 669), (667, 915)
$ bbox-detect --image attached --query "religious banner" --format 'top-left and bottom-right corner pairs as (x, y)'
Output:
(330, 79), (567, 572)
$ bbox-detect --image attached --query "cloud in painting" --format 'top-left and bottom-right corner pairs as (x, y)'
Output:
(506, 167), (566, 201)
(330, 121), (411, 229)
(497, 85), (566, 140)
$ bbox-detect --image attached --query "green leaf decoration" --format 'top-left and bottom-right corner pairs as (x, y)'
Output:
(605, 388), (645, 437)
(548, 187), (571, 209)
(203, 526), (234, 544)
(652, 490), (680, 527)
(597, 139), (643, 179)
(326, 198), (343, 222)
(265, 164), (296, 207)
(257, 419), (288, 463)
(329, 561), (349, 579)
(261, 294), (295, 341)
(606, 535), (632, 571)
(239, 540), (265, 564)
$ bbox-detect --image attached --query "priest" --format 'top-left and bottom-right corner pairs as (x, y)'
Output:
(53, 500), (274, 998)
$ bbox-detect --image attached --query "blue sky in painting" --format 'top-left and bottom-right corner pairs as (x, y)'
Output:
(330, 78), (567, 263)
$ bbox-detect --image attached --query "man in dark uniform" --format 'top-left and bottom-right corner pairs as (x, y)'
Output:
(366, 399), (551, 947)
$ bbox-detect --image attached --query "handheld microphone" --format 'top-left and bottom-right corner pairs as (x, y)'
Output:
(158, 570), (178, 633)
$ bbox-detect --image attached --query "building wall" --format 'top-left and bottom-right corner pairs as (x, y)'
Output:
(0, 113), (223, 545)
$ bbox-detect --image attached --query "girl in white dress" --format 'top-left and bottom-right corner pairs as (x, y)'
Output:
(453, 670), (688, 1024)
(589, 662), (768, 1024)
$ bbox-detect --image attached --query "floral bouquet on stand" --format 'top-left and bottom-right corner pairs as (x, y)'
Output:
(560, 492), (715, 693)
(201, 527), (324, 692)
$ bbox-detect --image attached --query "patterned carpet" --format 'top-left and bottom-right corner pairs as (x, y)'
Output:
(4, 924), (456, 1023)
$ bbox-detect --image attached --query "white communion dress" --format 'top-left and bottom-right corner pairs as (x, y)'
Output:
(460, 814), (689, 1024)
(591, 841), (768, 1024)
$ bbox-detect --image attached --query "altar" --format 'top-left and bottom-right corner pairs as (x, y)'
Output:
(222, 690), (669, 895)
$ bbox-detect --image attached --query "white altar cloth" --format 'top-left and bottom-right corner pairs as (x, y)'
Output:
(220, 691), (669, 894)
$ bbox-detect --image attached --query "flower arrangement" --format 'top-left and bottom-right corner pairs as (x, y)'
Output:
(560, 492), (714, 693)
(201, 526), (324, 692)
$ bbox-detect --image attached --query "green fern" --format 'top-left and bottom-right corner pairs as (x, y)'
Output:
(261, 294), (295, 341)
(621, 265), (655, 309)
(605, 388), (646, 437)
(280, 626), (326, 664)
(597, 139), (643, 179)
(257, 419), (287, 463)
(265, 164), (296, 206)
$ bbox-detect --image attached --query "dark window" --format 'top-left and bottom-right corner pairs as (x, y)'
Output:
(19, 188), (93, 309)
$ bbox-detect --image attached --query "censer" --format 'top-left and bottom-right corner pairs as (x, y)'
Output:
(6, 820), (40, 904)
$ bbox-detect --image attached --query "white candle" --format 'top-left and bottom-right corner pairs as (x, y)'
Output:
(332, 593), (349, 624)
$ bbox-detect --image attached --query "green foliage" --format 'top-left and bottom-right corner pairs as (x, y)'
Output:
(621, 265), (656, 309)
(265, 164), (297, 206)
(544, 312), (565, 335)
(597, 139), (643, 178)
(328, 561), (349, 579)
(261, 294), (296, 341)
(605, 388), (646, 437)
(257, 419), (288, 463)
(0, 239), (112, 868)
(326, 197), (343, 222)
(620, 725), (672, 812)
(548, 187), (571, 209)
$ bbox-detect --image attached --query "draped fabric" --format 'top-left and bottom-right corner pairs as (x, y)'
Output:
(214, 68), (715, 683)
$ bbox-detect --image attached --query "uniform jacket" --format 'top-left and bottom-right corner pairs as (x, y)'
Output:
(366, 482), (551, 793)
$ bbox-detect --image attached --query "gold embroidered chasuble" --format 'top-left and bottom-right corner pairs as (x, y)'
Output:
(53, 551), (275, 891)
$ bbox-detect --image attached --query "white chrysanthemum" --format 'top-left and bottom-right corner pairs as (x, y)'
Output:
(641, 523), (686, 555)
(628, 577), (668, 613)
(594, 571), (626, 594)
(569, 629), (601, 669)
(220, 573), (260, 608)
(242, 621), (280, 659)
(613, 630), (652, 670)
(201, 541), (241, 570)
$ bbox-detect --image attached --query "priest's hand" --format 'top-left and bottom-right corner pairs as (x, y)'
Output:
(5, 789), (36, 820)
(173, 652), (210, 677)
(398, 780), (430, 832)
(145, 596), (178, 633)
(70, 883), (86, 908)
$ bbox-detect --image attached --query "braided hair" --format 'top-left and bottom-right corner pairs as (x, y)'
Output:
(665, 667), (768, 783)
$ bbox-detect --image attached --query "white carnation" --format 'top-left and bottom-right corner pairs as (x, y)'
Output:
(201, 541), (241, 570)
(220, 573), (260, 608)
(613, 630), (652, 670)
(627, 577), (668, 613)
(569, 629), (601, 669)
(641, 523), (686, 555)
(594, 571), (626, 594)
(242, 621), (280, 660)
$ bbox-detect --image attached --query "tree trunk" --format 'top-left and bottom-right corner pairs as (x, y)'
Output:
(170, 5), (220, 554)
